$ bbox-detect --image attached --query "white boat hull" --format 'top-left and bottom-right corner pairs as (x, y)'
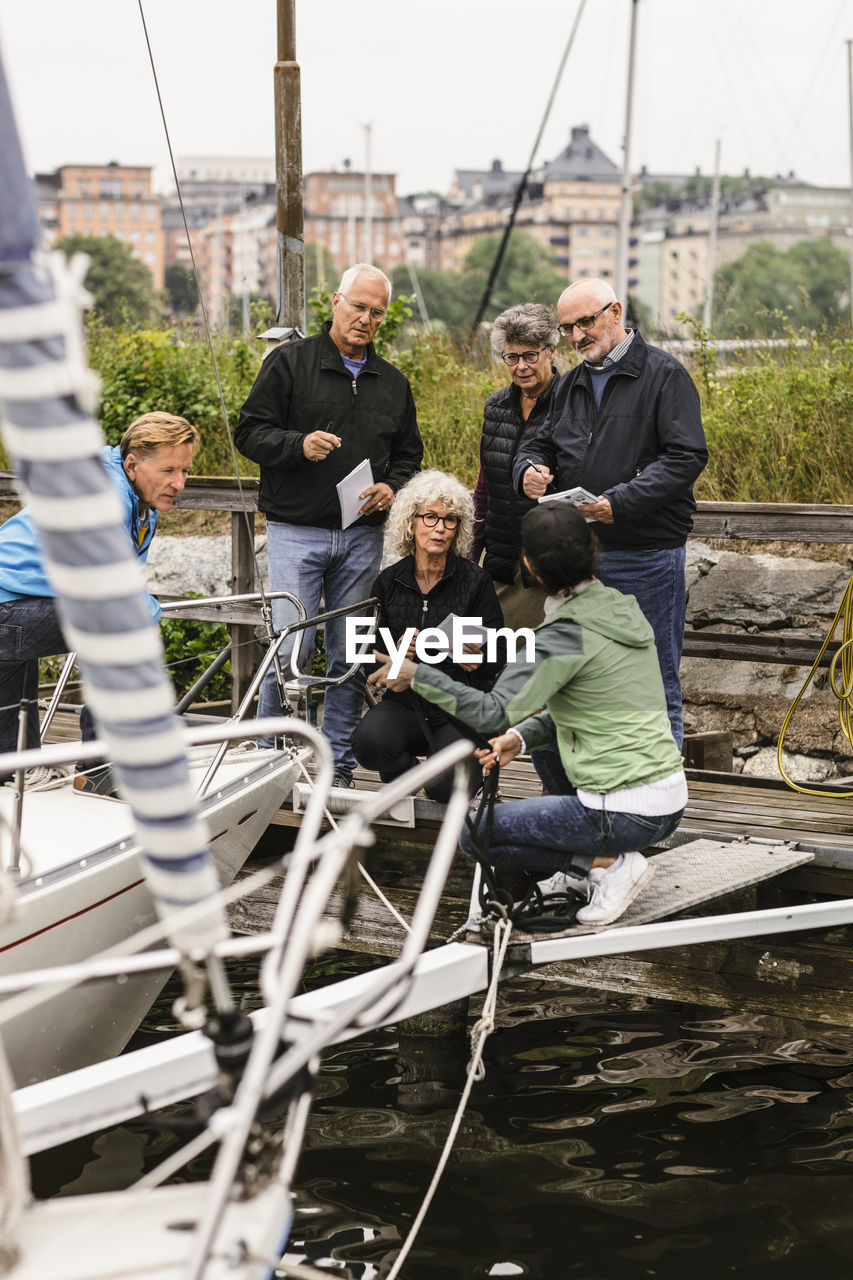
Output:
(0, 749), (300, 1086)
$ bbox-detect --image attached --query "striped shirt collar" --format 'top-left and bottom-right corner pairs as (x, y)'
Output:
(585, 327), (635, 370)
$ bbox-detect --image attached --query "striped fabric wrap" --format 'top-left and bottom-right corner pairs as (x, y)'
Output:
(0, 59), (227, 952)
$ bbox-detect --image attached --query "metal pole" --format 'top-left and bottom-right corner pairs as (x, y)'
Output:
(363, 121), (373, 262)
(616, 0), (640, 303)
(275, 0), (305, 329)
(703, 138), (721, 331)
(847, 40), (853, 327)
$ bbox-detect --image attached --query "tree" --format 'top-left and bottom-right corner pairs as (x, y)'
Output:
(713, 237), (849, 336)
(391, 231), (567, 333)
(164, 263), (199, 317)
(304, 241), (339, 299)
(55, 233), (159, 326)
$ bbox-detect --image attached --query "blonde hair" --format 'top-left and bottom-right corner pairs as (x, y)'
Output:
(386, 470), (474, 559)
(120, 412), (200, 460)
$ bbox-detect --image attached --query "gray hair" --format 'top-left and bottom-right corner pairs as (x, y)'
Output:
(337, 262), (392, 303)
(559, 277), (618, 311)
(386, 470), (474, 559)
(490, 303), (559, 359)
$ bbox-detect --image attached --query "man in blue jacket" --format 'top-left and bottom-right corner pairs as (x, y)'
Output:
(515, 278), (707, 747)
(0, 412), (198, 770)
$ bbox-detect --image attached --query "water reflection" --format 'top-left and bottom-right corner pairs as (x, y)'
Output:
(29, 961), (853, 1279)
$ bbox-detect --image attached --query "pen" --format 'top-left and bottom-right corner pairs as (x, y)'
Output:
(525, 458), (545, 474)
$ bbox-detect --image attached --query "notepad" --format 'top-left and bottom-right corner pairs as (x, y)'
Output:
(336, 458), (374, 529)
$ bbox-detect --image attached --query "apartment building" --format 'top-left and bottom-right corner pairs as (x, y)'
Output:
(633, 176), (853, 333)
(37, 162), (164, 289)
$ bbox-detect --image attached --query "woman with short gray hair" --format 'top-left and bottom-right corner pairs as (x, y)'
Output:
(469, 303), (560, 629)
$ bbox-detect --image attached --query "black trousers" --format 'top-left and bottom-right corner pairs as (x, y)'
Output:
(352, 698), (478, 804)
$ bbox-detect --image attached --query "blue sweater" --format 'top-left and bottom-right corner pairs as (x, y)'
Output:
(0, 445), (161, 621)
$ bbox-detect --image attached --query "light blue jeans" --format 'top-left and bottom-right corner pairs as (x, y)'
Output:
(599, 545), (687, 748)
(258, 520), (384, 776)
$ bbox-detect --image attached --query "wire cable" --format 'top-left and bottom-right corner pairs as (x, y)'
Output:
(777, 571), (853, 797)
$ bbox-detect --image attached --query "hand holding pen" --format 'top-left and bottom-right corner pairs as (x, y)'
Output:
(302, 421), (342, 462)
(522, 457), (554, 499)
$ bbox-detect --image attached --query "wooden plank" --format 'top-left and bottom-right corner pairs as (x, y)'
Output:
(692, 502), (853, 542)
(229, 510), (259, 711)
(682, 629), (841, 667)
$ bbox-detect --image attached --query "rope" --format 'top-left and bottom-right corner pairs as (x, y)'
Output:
(384, 917), (513, 1280)
(294, 756), (412, 935)
(777, 571), (853, 798)
(136, 0), (278, 655)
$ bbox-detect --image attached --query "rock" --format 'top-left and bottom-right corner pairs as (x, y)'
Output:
(741, 747), (838, 783)
(144, 535), (267, 597)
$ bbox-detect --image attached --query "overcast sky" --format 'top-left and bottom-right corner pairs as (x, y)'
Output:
(1, 0), (852, 197)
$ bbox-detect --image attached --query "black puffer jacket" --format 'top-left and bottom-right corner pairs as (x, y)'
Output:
(478, 373), (558, 584)
(235, 324), (423, 528)
(515, 332), (707, 551)
(372, 553), (505, 722)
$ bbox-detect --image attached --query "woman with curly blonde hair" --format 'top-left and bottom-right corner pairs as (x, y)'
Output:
(352, 470), (504, 802)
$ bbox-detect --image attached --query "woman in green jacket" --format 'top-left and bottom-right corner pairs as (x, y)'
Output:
(369, 500), (687, 927)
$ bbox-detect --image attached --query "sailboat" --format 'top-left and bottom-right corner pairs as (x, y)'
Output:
(0, 37), (481, 1278)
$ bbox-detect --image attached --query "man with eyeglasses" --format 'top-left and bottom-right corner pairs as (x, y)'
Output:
(515, 278), (707, 747)
(236, 262), (423, 785)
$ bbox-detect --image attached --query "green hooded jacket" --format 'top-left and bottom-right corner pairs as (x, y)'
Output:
(412, 579), (682, 793)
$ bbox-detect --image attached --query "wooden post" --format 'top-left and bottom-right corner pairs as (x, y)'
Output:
(274, 0), (305, 330)
(230, 511), (258, 712)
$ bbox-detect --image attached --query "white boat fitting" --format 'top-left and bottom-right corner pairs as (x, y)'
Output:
(0, 739), (476, 1280)
(0, 729), (304, 1089)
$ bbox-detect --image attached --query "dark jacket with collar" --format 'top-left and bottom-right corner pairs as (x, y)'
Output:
(235, 323), (423, 528)
(372, 552), (505, 720)
(514, 331), (707, 550)
(477, 371), (558, 584)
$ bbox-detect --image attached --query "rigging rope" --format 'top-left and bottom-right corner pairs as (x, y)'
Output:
(384, 916), (514, 1280)
(136, 0), (279, 652)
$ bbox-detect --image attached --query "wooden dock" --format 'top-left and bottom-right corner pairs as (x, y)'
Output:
(44, 706), (853, 1028)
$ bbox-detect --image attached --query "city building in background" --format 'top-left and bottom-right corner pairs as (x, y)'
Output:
(35, 161), (165, 289)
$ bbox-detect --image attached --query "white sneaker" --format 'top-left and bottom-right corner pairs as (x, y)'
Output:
(574, 852), (654, 926)
(536, 868), (588, 898)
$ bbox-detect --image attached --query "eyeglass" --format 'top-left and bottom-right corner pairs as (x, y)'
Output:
(339, 292), (386, 321)
(416, 511), (459, 530)
(557, 302), (614, 337)
(501, 347), (547, 368)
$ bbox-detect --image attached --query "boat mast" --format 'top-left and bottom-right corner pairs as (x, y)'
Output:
(847, 40), (853, 327)
(274, 0), (305, 330)
(703, 138), (722, 331)
(616, 0), (639, 304)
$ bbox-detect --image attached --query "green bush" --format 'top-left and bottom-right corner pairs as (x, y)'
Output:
(3, 307), (851, 506)
(160, 611), (232, 701)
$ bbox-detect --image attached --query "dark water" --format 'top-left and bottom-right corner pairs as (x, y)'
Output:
(30, 953), (853, 1279)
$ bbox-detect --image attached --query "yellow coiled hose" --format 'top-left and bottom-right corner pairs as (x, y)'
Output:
(777, 571), (853, 797)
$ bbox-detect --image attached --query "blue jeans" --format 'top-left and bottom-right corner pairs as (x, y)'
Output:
(259, 520), (384, 776)
(599, 545), (687, 748)
(460, 787), (684, 880)
(0, 595), (96, 761)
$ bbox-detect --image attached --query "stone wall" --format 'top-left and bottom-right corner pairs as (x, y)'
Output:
(684, 544), (853, 781)
(145, 534), (853, 782)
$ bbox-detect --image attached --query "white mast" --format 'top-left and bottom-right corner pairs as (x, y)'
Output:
(363, 121), (373, 262)
(847, 40), (853, 326)
(703, 138), (722, 331)
(616, 0), (640, 303)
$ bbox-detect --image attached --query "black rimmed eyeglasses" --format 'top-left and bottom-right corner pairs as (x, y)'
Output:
(501, 347), (547, 367)
(339, 292), (386, 321)
(558, 302), (614, 337)
(415, 512), (459, 530)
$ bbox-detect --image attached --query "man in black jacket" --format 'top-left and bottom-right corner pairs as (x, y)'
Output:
(235, 263), (423, 784)
(515, 278), (707, 747)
